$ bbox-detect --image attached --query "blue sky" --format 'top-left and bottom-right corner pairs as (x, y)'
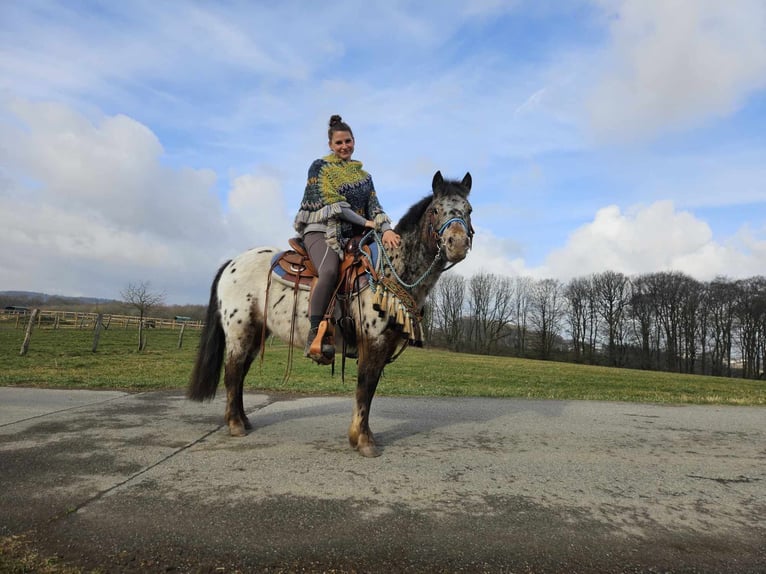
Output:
(1, 0), (765, 304)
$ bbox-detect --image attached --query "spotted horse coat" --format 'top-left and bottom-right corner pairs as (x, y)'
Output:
(188, 171), (473, 457)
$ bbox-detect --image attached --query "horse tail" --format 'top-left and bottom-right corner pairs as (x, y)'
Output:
(187, 260), (230, 402)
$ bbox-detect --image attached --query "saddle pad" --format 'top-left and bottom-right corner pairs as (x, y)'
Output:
(358, 240), (381, 274)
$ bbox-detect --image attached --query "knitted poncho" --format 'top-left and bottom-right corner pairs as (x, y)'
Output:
(294, 154), (391, 255)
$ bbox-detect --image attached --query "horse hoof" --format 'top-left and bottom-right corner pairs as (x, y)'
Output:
(357, 444), (381, 458)
(229, 424), (247, 437)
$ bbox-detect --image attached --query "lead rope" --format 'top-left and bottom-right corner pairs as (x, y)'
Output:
(363, 230), (444, 290)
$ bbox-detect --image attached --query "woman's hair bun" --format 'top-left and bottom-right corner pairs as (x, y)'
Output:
(327, 115), (353, 140)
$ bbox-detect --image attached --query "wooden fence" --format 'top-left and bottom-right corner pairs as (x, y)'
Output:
(1, 309), (204, 331)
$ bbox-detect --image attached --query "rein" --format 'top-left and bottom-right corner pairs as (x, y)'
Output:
(364, 209), (472, 288)
(364, 229), (443, 290)
(358, 210), (470, 363)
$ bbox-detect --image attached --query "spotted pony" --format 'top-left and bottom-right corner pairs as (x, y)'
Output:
(188, 171), (473, 457)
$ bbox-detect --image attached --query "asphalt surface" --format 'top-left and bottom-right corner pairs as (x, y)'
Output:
(0, 387), (764, 573)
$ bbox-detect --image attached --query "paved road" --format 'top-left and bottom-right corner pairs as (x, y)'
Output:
(0, 387), (764, 573)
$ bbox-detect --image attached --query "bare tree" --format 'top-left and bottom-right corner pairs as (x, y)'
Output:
(707, 276), (736, 376)
(564, 276), (597, 363)
(512, 276), (532, 357)
(121, 281), (166, 351)
(432, 274), (466, 351)
(466, 272), (492, 353)
(487, 275), (516, 354)
(678, 276), (703, 374)
(593, 271), (630, 367)
(629, 275), (657, 370)
(735, 276), (766, 379)
(529, 278), (565, 360)
(696, 282), (711, 375)
(464, 272), (515, 354)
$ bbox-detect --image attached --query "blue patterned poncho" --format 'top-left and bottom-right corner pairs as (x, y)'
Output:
(293, 154), (392, 256)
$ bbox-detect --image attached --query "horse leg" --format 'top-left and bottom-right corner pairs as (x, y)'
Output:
(239, 352), (257, 430)
(223, 340), (259, 436)
(223, 356), (248, 437)
(348, 346), (388, 457)
(223, 322), (261, 436)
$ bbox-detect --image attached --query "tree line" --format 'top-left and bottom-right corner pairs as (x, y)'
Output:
(5, 272), (765, 379)
(424, 271), (766, 380)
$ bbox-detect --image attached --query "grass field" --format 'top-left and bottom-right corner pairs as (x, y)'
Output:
(1, 324), (764, 406)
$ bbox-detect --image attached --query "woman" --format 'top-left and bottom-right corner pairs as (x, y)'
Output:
(294, 115), (401, 362)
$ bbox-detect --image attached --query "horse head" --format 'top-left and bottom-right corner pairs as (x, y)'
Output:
(430, 171), (473, 263)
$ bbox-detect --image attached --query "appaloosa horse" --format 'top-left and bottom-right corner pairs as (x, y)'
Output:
(188, 171), (473, 456)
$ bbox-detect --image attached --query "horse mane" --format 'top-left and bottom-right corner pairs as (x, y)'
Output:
(394, 177), (470, 236)
(395, 195), (432, 235)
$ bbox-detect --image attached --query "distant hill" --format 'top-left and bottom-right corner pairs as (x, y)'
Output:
(0, 291), (118, 306)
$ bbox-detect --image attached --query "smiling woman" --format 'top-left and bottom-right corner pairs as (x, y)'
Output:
(293, 114), (402, 362)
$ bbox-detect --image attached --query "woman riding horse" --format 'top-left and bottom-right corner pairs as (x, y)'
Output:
(294, 115), (400, 363)
(188, 152), (473, 456)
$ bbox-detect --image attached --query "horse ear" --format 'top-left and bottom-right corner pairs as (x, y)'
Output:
(461, 172), (472, 192)
(432, 171), (444, 194)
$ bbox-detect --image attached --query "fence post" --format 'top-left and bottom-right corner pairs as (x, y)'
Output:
(20, 308), (40, 356)
(177, 323), (186, 349)
(92, 313), (104, 353)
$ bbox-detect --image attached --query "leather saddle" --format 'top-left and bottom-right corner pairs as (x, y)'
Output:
(269, 238), (317, 289)
(270, 236), (379, 295)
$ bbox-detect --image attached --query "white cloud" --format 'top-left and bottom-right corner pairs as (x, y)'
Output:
(0, 98), (287, 302)
(541, 201), (766, 280)
(588, 0), (766, 142)
(452, 227), (529, 280)
(225, 173), (294, 251)
(1, 99), (221, 239)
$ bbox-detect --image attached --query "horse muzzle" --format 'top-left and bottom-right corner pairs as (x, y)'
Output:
(441, 222), (471, 262)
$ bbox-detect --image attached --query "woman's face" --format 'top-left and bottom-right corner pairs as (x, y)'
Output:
(329, 130), (355, 161)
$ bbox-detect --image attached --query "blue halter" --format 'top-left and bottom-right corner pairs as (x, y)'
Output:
(438, 216), (471, 237)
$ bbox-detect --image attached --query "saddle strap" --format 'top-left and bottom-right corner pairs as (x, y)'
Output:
(262, 255), (304, 382)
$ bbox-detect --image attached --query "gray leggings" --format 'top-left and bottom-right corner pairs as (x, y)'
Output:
(303, 232), (340, 319)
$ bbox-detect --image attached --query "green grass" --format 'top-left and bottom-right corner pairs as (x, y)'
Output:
(1, 324), (764, 405)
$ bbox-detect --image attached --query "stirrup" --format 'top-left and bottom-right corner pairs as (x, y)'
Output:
(306, 322), (334, 364)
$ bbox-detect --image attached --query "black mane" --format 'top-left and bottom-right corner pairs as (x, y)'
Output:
(395, 195), (432, 235)
(394, 177), (470, 236)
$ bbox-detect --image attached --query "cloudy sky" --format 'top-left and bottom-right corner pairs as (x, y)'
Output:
(1, 0), (765, 304)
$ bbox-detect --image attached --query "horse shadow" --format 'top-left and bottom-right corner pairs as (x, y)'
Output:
(245, 393), (568, 451)
(372, 396), (568, 447)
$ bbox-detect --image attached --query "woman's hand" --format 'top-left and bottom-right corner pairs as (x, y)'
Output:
(381, 229), (401, 250)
